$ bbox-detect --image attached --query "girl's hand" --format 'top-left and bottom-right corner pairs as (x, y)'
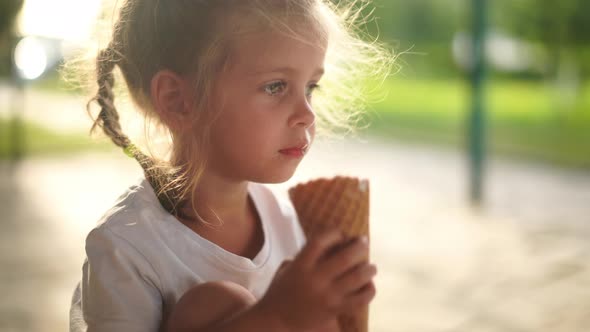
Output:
(256, 229), (377, 331)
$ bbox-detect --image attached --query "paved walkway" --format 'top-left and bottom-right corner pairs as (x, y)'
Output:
(1, 135), (589, 332)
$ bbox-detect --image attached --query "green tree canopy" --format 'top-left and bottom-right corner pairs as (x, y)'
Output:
(0, 0), (24, 36)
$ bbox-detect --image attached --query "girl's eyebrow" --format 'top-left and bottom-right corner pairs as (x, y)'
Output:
(246, 66), (325, 77)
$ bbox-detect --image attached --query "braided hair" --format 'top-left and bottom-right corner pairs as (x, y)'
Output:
(88, 44), (182, 217)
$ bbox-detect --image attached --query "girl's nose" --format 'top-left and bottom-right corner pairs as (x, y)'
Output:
(289, 97), (316, 129)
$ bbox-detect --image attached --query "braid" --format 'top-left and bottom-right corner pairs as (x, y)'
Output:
(88, 45), (184, 219)
(90, 46), (130, 148)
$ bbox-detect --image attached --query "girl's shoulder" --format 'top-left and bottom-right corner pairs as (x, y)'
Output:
(92, 177), (163, 228)
(84, 177), (173, 256)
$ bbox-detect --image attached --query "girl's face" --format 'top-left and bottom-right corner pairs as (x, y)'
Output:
(206, 29), (326, 183)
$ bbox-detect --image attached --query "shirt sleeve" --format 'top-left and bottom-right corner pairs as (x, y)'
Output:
(80, 227), (163, 332)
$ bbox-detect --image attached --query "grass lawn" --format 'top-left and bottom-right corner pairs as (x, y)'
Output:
(363, 78), (590, 169)
(0, 116), (114, 160)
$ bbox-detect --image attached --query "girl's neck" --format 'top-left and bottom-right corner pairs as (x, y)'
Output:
(174, 171), (266, 260)
(181, 171), (251, 226)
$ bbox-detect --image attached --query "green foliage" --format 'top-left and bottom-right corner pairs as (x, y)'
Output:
(367, 0), (464, 43)
(491, 0), (590, 77)
(0, 0), (24, 77)
(358, 0), (590, 79)
(491, 0), (590, 47)
(0, 0), (24, 36)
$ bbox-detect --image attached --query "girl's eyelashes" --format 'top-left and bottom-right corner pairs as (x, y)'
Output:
(264, 81), (287, 96)
(306, 83), (320, 98)
(262, 81), (321, 98)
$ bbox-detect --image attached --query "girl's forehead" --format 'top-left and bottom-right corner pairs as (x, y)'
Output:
(226, 12), (328, 51)
(238, 28), (325, 49)
(226, 31), (326, 75)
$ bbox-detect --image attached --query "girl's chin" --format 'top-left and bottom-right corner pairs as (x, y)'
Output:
(251, 166), (299, 184)
(254, 173), (295, 184)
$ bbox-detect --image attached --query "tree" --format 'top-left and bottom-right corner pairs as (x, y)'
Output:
(367, 0), (464, 43)
(0, 0), (24, 35)
(492, 0), (590, 78)
(0, 0), (24, 76)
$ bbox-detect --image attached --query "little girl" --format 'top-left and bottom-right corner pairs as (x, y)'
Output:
(69, 0), (392, 331)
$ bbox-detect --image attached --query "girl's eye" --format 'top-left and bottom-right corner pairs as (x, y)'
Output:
(264, 81), (286, 96)
(306, 83), (321, 98)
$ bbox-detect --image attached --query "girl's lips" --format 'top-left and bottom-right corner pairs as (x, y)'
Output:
(279, 148), (305, 157)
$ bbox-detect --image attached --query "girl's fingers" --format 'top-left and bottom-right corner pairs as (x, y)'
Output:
(333, 262), (377, 295)
(339, 280), (376, 314)
(296, 229), (345, 269)
(318, 236), (369, 279)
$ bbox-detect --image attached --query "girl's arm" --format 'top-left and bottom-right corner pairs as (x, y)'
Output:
(79, 227), (163, 332)
(164, 279), (292, 332)
(194, 302), (291, 332)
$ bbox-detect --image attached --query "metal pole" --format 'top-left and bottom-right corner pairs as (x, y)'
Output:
(469, 0), (487, 206)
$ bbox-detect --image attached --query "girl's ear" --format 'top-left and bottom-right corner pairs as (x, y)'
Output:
(150, 69), (193, 132)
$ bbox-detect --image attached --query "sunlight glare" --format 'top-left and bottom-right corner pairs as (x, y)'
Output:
(14, 36), (47, 80)
(18, 0), (102, 41)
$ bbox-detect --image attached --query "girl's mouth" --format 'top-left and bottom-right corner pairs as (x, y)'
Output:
(279, 148), (305, 157)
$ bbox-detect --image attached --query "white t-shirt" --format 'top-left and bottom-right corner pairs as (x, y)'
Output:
(69, 176), (307, 332)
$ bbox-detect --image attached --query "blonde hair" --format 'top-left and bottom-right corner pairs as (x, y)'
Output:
(71, 0), (395, 225)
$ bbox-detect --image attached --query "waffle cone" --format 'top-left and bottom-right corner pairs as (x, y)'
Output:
(288, 176), (370, 332)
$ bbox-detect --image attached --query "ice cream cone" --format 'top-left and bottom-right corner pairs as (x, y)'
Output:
(288, 176), (370, 332)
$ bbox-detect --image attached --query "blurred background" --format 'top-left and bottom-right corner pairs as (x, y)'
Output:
(1, 0), (589, 331)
